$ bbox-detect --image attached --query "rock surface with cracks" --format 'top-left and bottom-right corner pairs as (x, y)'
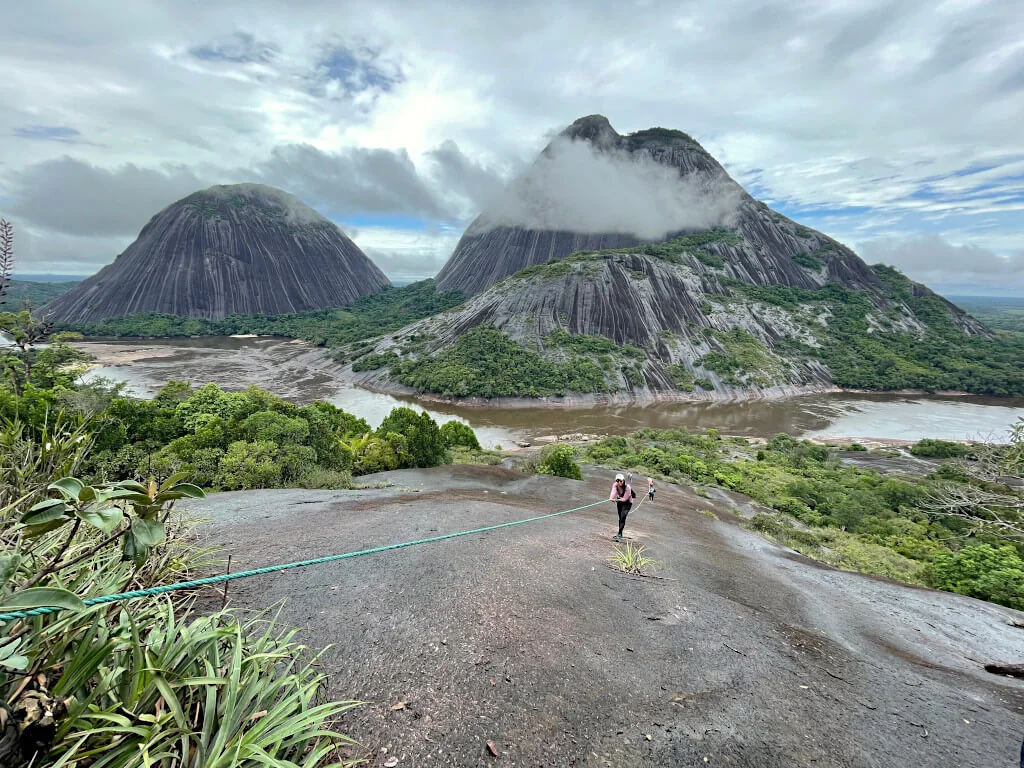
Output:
(40, 183), (390, 322)
(438, 115), (889, 298)
(187, 464), (1024, 767)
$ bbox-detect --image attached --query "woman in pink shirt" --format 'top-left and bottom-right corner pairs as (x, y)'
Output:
(610, 473), (633, 541)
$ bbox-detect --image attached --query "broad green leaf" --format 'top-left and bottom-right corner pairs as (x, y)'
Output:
(24, 518), (70, 538)
(22, 501), (70, 525)
(164, 482), (205, 499)
(122, 531), (148, 566)
(28, 497), (66, 514)
(0, 638), (21, 660)
(77, 503), (124, 534)
(0, 553), (22, 585)
(114, 480), (148, 493)
(160, 471), (190, 490)
(0, 653), (28, 671)
(0, 586), (85, 612)
(118, 493), (159, 506)
(103, 488), (149, 500)
(131, 518), (165, 548)
(78, 485), (97, 503)
(49, 477), (85, 499)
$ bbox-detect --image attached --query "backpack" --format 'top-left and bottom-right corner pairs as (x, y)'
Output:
(630, 487), (636, 499)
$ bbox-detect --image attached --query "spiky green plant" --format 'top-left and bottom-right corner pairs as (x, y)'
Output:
(608, 542), (661, 576)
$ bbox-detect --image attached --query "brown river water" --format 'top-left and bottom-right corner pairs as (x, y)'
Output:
(75, 336), (1024, 449)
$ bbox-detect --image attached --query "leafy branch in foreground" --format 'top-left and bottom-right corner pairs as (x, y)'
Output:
(1, 438), (359, 766)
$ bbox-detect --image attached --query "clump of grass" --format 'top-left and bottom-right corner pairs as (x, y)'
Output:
(298, 468), (354, 489)
(450, 446), (504, 465)
(694, 487), (711, 499)
(698, 509), (718, 519)
(609, 542), (661, 576)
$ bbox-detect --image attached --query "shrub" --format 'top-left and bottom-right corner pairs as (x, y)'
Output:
(298, 468), (354, 489)
(440, 420), (481, 450)
(216, 440), (283, 490)
(927, 544), (1024, 610)
(910, 439), (971, 458)
(351, 351), (400, 372)
(536, 444), (584, 480)
(792, 251), (824, 270)
(378, 407), (447, 468)
(356, 432), (409, 474)
(665, 364), (695, 392)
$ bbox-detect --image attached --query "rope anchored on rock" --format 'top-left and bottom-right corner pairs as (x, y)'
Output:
(0, 498), (613, 623)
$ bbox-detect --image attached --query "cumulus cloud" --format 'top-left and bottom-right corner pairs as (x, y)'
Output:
(1, 0), (1022, 291)
(859, 234), (1024, 293)
(474, 137), (743, 238)
(250, 143), (450, 219)
(10, 157), (203, 236)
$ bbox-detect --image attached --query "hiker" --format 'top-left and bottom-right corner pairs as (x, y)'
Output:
(647, 477), (655, 502)
(610, 473), (634, 541)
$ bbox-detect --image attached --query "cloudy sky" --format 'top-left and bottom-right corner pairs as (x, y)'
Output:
(2, 0), (1022, 296)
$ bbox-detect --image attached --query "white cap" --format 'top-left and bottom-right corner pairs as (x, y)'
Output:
(615, 473), (625, 481)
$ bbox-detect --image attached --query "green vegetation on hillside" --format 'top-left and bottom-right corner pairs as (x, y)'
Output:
(734, 266), (1024, 395)
(698, 328), (785, 387)
(546, 327), (645, 359)
(584, 425), (1024, 608)
(1, 278), (79, 306)
(391, 324), (610, 397)
(792, 251), (824, 270)
(58, 279), (465, 348)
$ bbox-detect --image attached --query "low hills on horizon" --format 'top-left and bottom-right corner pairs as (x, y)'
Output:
(18, 115), (1024, 399)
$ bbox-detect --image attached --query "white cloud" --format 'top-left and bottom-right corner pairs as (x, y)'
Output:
(0, 0), (1021, 292)
(476, 136), (743, 238)
(859, 234), (1024, 293)
(353, 226), (461, 281)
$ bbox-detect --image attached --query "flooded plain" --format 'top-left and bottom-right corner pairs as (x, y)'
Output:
(76, 336), (1024, 448)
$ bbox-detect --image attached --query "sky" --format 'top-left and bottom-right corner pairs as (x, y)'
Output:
(1, 0), (1023, 296)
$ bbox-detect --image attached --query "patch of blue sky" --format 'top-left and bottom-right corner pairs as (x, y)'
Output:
(189, 33), (277, 64)
(338, 213), (432, 230)
(12, 125), (80, 142)
(318, 46), (398, 93)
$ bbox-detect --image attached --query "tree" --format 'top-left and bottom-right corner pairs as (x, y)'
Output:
(440, 420), (480, 450)
(0, 309), (54, 393)
(921, 418), (1023, 543)
(536, 444), (584, 480)
(377, 407), (446, 468)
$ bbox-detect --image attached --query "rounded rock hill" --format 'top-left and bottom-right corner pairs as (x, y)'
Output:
(42, 183), (390, 322)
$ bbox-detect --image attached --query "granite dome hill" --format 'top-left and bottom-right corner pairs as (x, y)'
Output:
(42, 184), (390, 322)
(437, 115), (882, 298)
(346, 118), (1022, 400)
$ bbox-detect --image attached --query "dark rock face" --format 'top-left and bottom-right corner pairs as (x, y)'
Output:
(357, 244), (986, 398)
(42, 184), (390, 322)
(435, 115), (880, 297)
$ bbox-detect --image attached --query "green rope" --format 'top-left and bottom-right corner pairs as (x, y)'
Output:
(0, 498), (612, 623)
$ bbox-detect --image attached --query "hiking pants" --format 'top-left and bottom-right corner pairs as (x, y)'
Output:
(616, 501), (632, 536)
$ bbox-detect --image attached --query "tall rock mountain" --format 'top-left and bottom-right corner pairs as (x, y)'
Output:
(436, 115), (880, 297)
(42, 184), (390, 322)
(345, 117), (1011, 401)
